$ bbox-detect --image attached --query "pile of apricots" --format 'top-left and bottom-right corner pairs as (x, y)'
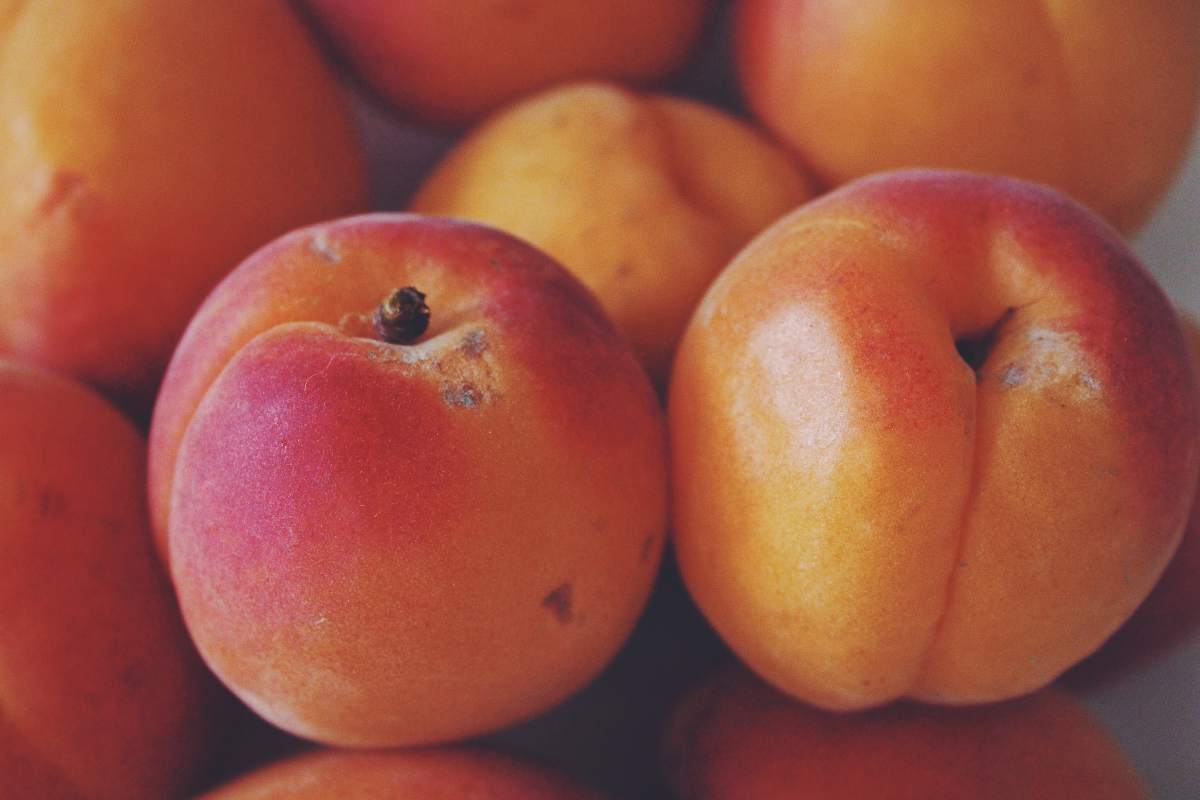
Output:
(2, 2), (1198, 798)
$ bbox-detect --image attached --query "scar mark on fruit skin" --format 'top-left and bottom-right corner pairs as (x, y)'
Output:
(460, 328), (488, 357)
(1000, 363), (1025, 388)
(541, 583), (573, 624)
(302, 354), (343, 391)
(367, 328), (500, 403)
(994, 328), (1103, 397)
(310, 231), (341, 263)
(442, 382), (482, 408)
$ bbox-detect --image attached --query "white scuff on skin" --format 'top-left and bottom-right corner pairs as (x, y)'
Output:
(301, 353), (345, 392)
(459, 327), (488, 357)
(309, 230), (341, 263)
(992, 326), (1103, 399)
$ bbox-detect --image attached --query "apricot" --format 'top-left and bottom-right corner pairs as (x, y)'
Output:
(1069, 317), (1200, 682)
(664, 666), (1147, 799)
(670, 170), (1199, 710)
(0, 0), (366, 410)
(0, 361), (217, 799)
(412, 82), (816, 384)
(303, 0), (710, 126)
(202, 747), (605, 799)
(736, 0), (1200, 232)
(148, 215), (667, 746)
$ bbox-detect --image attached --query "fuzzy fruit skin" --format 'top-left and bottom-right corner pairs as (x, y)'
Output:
(736, 0), (1200, 232)
(303, 0), (709, 126)
(412, 82), (816, 386)
(0, 361), (217, 799)
(201, 747), (606, 800)
(0, 0), (367, 410)
(664, 666), (1147, 800)
(1069, 317), (1200, 683)
(669, 169), (1199, 710)
(149, 214), (667, 747)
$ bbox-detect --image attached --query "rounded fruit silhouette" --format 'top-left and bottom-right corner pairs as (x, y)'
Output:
(149, 214), (668, 746)
(670, 169), (1199, 710)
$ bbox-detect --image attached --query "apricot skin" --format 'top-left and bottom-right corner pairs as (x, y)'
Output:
(669, 170), (1199, 711)
(412, 82), (816, 385)
(0, 0), (366, 409)
(201, 748), (606, 800)
(1069, 318), (1200, 682)
(0, 361), (217, 799)
(736, 0), (1200, 232)
(664, 667), (1147, 799)
(149, 215), (667, 747)
(304, 0), (709, 126)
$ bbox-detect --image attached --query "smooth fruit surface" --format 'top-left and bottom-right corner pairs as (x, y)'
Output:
(664, 667), (1147, 799)
(202, 748), (606, 799)
(670, 170), (1199, 710)
(413, 82), (816, 385)
(305, 0), (709, 125)
(149, 214), (667, 746)
(737, 0), (1200, 232)
(1069, 317), (1200, 682)
(0, 0), (366, 408)
(0, 360), (216, 799)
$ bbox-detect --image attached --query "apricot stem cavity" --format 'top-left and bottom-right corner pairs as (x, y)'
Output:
(955, 307), (1017, 373)
(375, 287), (431, 344)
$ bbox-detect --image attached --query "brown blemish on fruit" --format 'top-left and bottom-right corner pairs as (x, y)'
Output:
(437, 332), (500, 406)
(460, 328), (488, 357)
(541, 583), (573, 624)
(442, 382), (482, 408)
(366, 320), (499, 405)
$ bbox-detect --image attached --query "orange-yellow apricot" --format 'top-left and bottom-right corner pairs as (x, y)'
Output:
(413, 82), (816, 384)
(0, 360), (217, 798)
(736, 0), (1200, 232)
(304, 0), (710, 126)
(0, 0), (366, 410)
(670, 170), (1199, 710)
